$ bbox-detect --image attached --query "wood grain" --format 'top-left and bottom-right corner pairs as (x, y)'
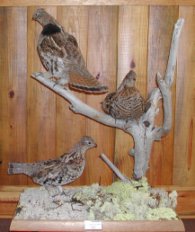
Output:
(115, 6), (148, 179)
(0, 5), (194, 189)
(0, 0), (195, 6)
(55, 6), (88, 186)
(27, 7), (57, 184)
(0, 7), (28, 185)
(85, 6), (118, 185)
(173, 6), (195, 186)
(10, 220), (185, 232)
(147, 6), (178, 185)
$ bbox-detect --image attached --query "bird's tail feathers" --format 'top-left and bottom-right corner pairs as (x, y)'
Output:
(69, 72), (108, 94)
(8, 162), (31, 175)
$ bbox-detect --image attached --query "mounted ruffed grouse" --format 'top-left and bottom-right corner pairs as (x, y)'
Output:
(102, 70), (145, 120)
(8, 136), (96, 186)
(32, 8), (108, 93)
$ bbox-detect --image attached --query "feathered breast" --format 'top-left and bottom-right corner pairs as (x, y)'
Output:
(109, 87), (145, 120)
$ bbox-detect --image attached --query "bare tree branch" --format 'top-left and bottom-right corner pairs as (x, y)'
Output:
(100, 153), (130, 182)
(31, 72), (130, 131)
(153, 72), (172, 140)
(31, 18), (184, 180)
(165, 18), (184, 86)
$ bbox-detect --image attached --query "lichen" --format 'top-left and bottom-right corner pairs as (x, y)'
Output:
(146, 207), (178, 220)
(15, 178), (178, 221)
(73, 178), (178, 220)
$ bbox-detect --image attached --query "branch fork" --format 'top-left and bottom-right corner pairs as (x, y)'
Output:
(31, 18), (184, 181)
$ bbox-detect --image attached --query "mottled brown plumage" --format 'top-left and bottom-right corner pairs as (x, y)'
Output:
(102, 70), (145, 120)
(8, 136), (96, 186)
(32, 8), (108, 93)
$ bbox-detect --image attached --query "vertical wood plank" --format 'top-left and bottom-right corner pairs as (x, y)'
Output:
(86, 6), (118, 185)
(56, 6), (88, 186)
(0, 8), (27, 185)
(147, 6), (178, 185)
(173, 7), (195, 186)
(27, 7), (57, 184)
(115, 6), (148, 179)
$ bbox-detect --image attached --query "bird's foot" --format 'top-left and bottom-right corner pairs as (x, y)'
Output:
(45, 185), (64, 200)
(31, 72), (45, 78)
(50, 76), (59, 82)
(52, 195), (64, 207)
(37, 71), (53, 79)
(51, 77), (69, 89)
(63, 83), (69, 90)
(71, 201), (84, 211)
(129, 148), (135, 156)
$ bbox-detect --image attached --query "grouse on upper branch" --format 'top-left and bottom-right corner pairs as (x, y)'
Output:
(102, 70), (145, 120)
(32, 8), (108, 94)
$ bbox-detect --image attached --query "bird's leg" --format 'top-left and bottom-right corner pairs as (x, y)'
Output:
(70, 194), (84, 211)
(38, 71), (61, 84)
(41, 71), (54, 80)
(52, 72), (69, 90)
(45, 185), (64, 207)
(56, 78), (69, 89)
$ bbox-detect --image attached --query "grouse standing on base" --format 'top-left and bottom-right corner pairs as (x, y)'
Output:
(8, 136), (96, 186)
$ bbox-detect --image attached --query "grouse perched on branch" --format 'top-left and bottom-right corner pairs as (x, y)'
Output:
(32, 8), (108, 93)
(102, 70), (145, 120)
(8, 136), (96, 186)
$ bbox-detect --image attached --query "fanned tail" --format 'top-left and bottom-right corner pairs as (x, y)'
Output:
(8, 162), (33, 176)
(69, 72), (108, 94)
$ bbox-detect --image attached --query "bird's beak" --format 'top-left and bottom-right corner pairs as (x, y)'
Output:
(94, 143), (97, 148)
(32, 13), (37, 21)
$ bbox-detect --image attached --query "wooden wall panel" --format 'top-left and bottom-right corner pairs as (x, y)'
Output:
(55, 6), (88, 186)
(0, 8), (28, 185)
(1, 0), (195, 7)
(0, 4), (194, 188)
(86, 6), (117, 185)
(115, 6), (148, 179)
(27, 7), (57, 184)
(147, 6), (178, 185)
(173, 7), (195, 186)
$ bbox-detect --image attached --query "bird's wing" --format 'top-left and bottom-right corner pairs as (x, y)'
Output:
(40, 25), (108, 93)
(51, 28), (108, 93)
(51, 29), (86, 68)
(39, 24), (86, 68)
(33, 160), (63, 185)
(112, 88), (145, 119)
(101, 92), (116, 114)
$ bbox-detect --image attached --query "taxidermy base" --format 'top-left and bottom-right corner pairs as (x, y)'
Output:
(10, 179), (185, 232)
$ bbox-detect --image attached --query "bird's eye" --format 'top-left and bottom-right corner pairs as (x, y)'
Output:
(88, 141), (91, 145)
(35, 13), (41, 18)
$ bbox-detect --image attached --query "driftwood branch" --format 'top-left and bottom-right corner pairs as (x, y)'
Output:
(31, 18), (184, 181)
(100, 153), (130, 182)
(165, 18), (184, 87)
(31, 72), (131, 132)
